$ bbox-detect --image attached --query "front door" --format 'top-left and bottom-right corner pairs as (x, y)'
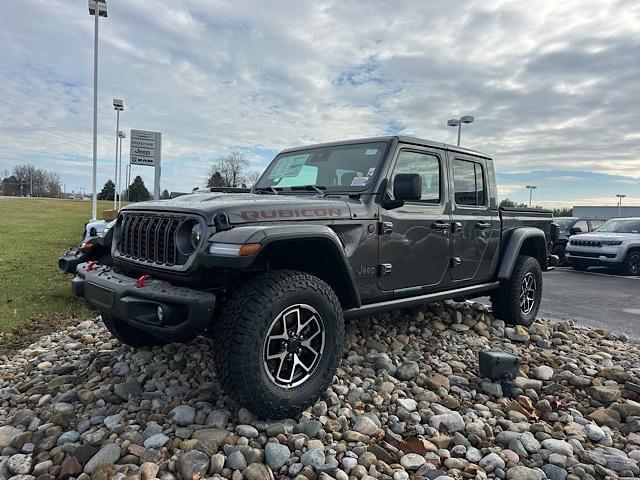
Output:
(378, 147), (451, 292)
(449, 156), (499, 282)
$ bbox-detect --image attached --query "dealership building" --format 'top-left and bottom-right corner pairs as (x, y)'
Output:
(573, 206), (640, 219)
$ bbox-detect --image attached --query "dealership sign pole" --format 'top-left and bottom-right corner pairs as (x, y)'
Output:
(130, 130), (162, 200)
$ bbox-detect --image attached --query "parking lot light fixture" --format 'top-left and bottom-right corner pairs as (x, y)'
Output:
(88, 0), (107, 221)
(118, 130), (126, 210)
(617, 194), (626, 217)
(526, 185), (537, 207)
(112, 99), (123, 209)
(447, 115), (475, 146)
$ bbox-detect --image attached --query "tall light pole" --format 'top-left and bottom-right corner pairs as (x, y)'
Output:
(112, 99), (123, 209)
(447, 115), (475, 146)
(526, 185), (537, 207)
(126, 164), (131, 202)
(89, 0), (107, 220)
(617, 194), (626, 217)
(118, 130), (126, 209)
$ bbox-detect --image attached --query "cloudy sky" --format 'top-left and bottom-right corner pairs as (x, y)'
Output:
(1, 0), (639, 207)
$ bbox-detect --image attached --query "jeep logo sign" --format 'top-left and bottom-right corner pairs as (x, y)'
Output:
(240, 208), (342, 221)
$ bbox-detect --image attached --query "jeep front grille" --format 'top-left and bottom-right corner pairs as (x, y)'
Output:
(570, 239), (602, 247)
(116, 213), (186, 266)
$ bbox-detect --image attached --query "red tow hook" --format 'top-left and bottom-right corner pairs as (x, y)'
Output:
(87, 261), (97, 272)
(136, 274), (152, 288)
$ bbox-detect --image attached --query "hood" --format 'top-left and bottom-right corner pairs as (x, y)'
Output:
(122, 192), (352, 225)
(570, 232), (635, 242)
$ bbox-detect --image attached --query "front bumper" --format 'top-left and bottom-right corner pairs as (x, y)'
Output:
(59, 249), (91, 274)
(565, 246), (624, 265)
(72, 263), (216, 341)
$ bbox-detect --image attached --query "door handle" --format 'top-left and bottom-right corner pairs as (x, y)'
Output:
(475, 222), (491, 230)
(431, 222), (451, 231)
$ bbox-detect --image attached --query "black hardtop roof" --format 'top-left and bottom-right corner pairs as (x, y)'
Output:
(280, 135), (492, 160)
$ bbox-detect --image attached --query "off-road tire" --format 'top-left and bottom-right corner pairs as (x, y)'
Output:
(212, 270), (344, 418)
(490, 255), (542, 327)
(102, 314), (167, 347)
(623, 250), (640, 276)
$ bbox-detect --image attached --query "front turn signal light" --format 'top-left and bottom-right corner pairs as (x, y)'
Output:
(209, 242), (262, 256)
(238, 243), (262, 256)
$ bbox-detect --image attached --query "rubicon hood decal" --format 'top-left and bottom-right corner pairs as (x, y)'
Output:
(238, 207), (344, 221)
(122, 192), (351, 224)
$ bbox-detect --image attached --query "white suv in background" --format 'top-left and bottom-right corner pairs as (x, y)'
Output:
(566, 218), (640, 275)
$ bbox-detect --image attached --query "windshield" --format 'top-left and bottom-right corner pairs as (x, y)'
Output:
(596, 219), (640, 233)
(254, 142), (388, 192)
(555, 218), (577, 233)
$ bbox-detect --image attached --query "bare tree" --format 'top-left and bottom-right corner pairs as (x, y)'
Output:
(209, 151), (249, 187)
(10, 163), (63, 197)
(245, 169), (263, 187)
(46, 171), (62, 197)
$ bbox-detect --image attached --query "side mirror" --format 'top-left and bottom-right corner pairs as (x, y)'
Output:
(394, 173), (422, 201)
(380, 174), (422, 210)
(570, 226), (582, 235)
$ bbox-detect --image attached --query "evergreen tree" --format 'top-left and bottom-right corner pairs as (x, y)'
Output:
(206, 171), (226, 188)
(97, 179), (115, 200)
(128, 176), (151, 202)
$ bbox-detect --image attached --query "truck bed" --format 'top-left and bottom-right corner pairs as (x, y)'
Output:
(499, 207), (554, 265)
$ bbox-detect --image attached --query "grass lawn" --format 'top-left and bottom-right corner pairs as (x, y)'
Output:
(0, 197), (117, 333)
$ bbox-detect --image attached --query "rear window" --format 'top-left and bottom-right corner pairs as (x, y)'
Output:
(453, 159), (486, 206)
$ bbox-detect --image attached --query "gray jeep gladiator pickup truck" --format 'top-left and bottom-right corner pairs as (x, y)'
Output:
(60, 136), (557, 416)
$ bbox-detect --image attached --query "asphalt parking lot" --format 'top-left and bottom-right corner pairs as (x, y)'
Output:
(478, 266), (640, 340)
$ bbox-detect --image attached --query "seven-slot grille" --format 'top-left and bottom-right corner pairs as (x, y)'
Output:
(570, 239), (602, 247)
(116, 213), (187, 266)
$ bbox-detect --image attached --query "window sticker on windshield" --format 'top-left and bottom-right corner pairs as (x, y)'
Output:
(350, 176), (369, 187)
(268, 154), (308, 179)
(367, 167), (376, 176)
(365, 149), (378, 155)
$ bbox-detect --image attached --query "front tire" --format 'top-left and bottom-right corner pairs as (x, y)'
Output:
(102, 314), (167, 347)
(623, 250), (640, 276)
(212, 270), (344, 418)
(491, 255), (542, 327)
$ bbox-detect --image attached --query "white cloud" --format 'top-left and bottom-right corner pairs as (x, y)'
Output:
(497, 183), (523, 196)
(0, 0), (639, 196)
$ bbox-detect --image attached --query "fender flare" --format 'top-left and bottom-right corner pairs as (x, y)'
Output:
(497, 227), (547, 281)
(209, 224), (361, 308)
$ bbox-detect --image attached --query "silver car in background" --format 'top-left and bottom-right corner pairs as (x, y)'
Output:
(565, 217), (640, 275)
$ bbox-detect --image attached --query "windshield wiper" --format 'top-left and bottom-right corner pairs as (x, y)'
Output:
(290, 185), (327, 196)
(253, 186), (281, 195)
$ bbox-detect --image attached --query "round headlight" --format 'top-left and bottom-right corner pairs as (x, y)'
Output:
(191, 223), (203, 248)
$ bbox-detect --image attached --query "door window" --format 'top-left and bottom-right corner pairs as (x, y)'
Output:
(453, 159), (486, 206)
(573, 220), (588, 232)
(391, 151), (441, 203)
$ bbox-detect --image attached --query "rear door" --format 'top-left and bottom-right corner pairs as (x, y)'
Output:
(378, 146), (451, 292)
(449, 155), (500, 283)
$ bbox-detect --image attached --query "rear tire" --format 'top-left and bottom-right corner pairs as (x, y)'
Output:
(490, 255), (542, 327)
(212, 270), (344, 418)
(102, 314), (167, 347)
(623, 251), (640, 276)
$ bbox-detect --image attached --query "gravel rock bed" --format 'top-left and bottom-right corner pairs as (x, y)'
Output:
(1, 301), (640, 480)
